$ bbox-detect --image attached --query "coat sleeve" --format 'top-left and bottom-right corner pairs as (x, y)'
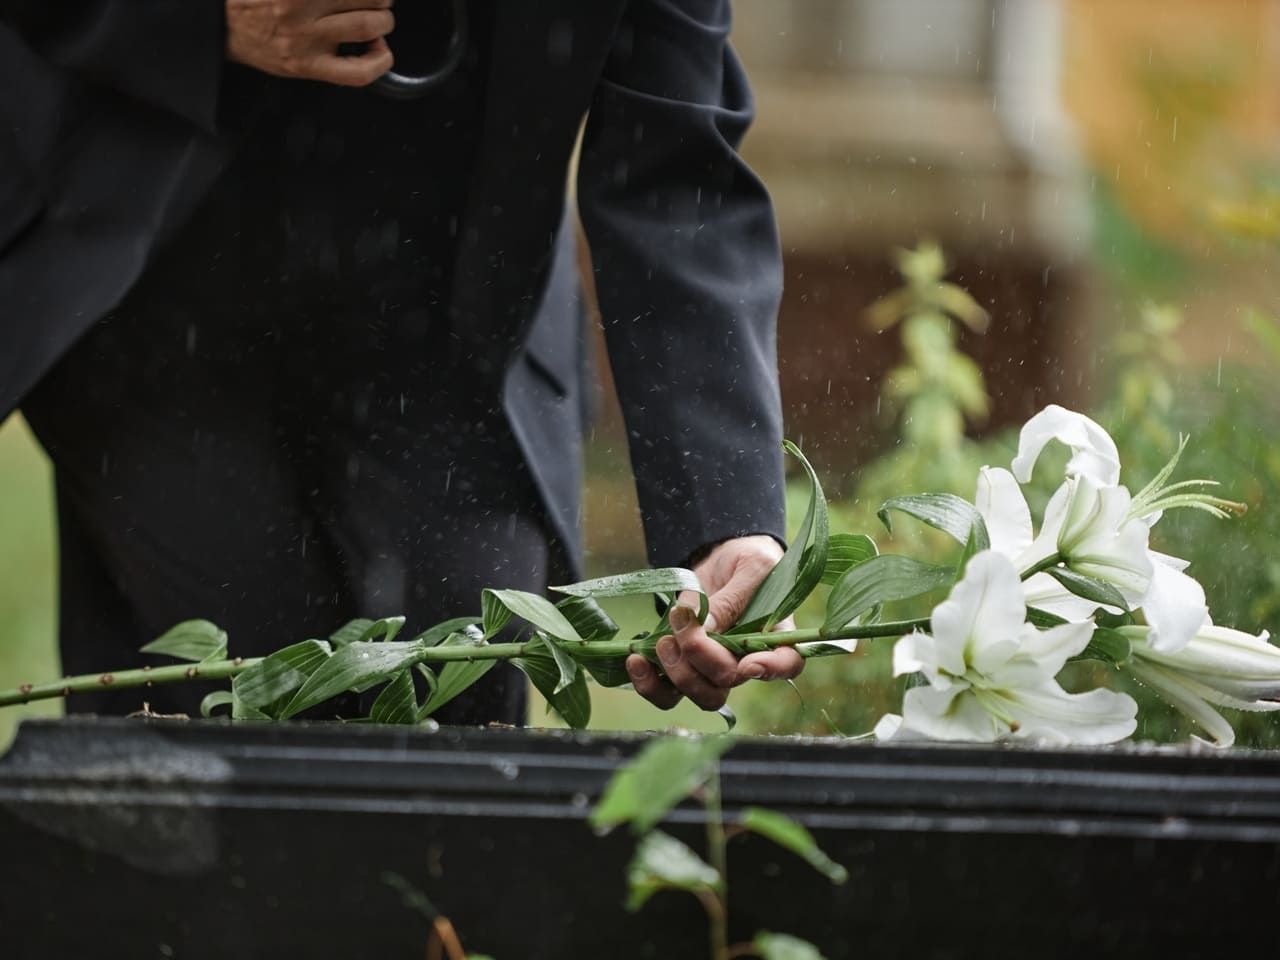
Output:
(576, 0), (786, 569)
(1, 0), (225, 132)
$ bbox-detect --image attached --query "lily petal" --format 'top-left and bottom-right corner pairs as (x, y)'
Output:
(1142, 561), (1208, 654)
(931, 551), (1027, 676)
(893, 631), (937, 679)
(975, 466), (1033, 558)
(1019, 481), (1071, 573)
(1017, 620), (1097, 676)
(1128, 658), (1236, 748)
(899, 684), (1001, 742)
(1129, 625), (1280, 704)
(1011, 405), (1121, 487)
(873, 713), (905, 741)
(1059, 477), (1153, 602)
(999, 681), (1138, 745)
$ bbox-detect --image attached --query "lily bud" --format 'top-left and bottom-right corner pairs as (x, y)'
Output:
(1123, 624), (1280, 748)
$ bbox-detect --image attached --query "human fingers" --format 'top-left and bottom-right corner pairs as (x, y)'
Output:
(227, 0), (395, 85)
(693, 536), (783, 633)
(734, 646), (805, 685)
(669, 603), (739, 692)
(319, 0), (394, 12)
(310, 36), (394, 86)
(315, 7), (396, 45)
(654, 629), (728, 712)
(626, 654), (683, 711)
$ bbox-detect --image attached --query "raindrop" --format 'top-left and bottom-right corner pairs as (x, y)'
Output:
(490, 758), (520, 781)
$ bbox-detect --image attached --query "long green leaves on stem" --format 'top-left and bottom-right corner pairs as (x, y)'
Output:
(735, 441), (829, 632)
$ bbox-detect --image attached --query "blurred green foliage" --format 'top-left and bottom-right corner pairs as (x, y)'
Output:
(0, 417), (59, 751)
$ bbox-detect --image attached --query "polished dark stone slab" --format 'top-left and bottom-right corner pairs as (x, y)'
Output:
(2, 717), (1278, 958)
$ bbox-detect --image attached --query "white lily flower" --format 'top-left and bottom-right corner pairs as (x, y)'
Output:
(1011, 404), (1121, 487)
(983, 456), (1204, 651)
(998, 403), (1226, 656)
(876, 551), (1137, 745)
(1025, 474), (1154, 605)
(975, 466), (1105, 622)
(1124, 623), (1280, 748)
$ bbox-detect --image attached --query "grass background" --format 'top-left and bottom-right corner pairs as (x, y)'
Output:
(0, 416), (60, 749)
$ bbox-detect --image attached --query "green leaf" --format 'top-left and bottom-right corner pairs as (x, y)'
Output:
(717, 705), (737, 731)
(547, 671), (592, 730)
(754, 931), (829, 960)
(1046, 566), (1130, 612)
(417, 631), (495, 720)
(823, 555), (955, 632)
(480, 591), (515, 639)
(820, 534), (878, 586)
(590, 735), (733, 834)
(556, 596), (620, 643)
(329, 619), (375, 648)
(413, 662), (440, 699)
(481, 588), (585, 643)
(413, 617), (483, 647)
(553, 568), (708, 623)
(200, 690), (234, 718)
(877, 494), (990, 551)
(369, 669), (420, 724)
(233, 639), (333, 711)
(955, 523), (982, 580)
(737, 441), (828, 631)
(738, 807), (848, 884)
(280, 640), (427, 719)
(550, 595), (628, 687)
(625, 830), (721, 911)
(512, 637), (591, 729)
(1073, 626), (1132, 666)
(140, 620), (228, 663)
(357, 617), (406, 643)
(543, 635), (581, 695)
(798, 642), (857, 659)
(1028, 607), (1131, 665)
(934, 279), (990, 332)
(1025, 607), (1068, 629)
(231, 690), (270, 720)
(552, 621), (631, 688)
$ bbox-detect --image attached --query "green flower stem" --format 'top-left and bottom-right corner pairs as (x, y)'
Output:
(0, 617), (936, 710)
(703, 767), (730, 960)
(1020, 553), (1063, 580)
(0, 658), (262, 708)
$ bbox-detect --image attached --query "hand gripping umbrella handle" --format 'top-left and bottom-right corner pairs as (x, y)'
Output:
(374, 0), (469, 101)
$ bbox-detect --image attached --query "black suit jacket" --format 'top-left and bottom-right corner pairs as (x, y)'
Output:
(0, 0), (785, 574)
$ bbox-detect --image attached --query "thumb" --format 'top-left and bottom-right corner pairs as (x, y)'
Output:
(703, 564), (769, 634)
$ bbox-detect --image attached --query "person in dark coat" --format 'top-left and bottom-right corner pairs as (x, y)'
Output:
(0, 0), (802, 723)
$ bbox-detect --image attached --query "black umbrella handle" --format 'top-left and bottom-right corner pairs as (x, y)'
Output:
(374, 0), (469, 100)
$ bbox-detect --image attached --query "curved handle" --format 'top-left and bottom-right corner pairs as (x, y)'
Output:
(374, 0), (469, 101)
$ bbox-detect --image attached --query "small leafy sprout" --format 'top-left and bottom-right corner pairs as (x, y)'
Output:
(591, 735), (846, 960)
